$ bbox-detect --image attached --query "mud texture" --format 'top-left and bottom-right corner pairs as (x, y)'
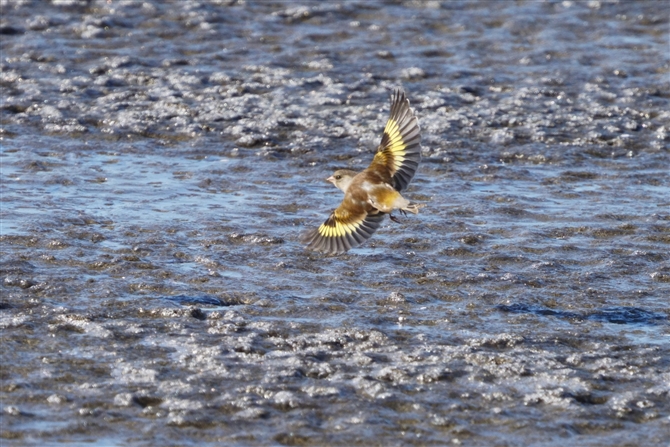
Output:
(1, 1), (669, 446)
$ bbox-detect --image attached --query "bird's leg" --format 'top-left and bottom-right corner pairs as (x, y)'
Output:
(400, 209), (408, 217)
(389, 214), (402, 224)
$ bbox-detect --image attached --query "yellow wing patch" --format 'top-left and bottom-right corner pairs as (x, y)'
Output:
(382, 118), (406, 165)
(318, 209), (360, 237)
(370, 89), (421, 192)
(302, 209), (386, 255)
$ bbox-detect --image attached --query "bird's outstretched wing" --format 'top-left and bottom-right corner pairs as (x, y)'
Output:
(301, 205), (386, 255)
(369, 89), (421, 192)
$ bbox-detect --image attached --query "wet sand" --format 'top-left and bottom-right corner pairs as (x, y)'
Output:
(1, 1), (669, 446)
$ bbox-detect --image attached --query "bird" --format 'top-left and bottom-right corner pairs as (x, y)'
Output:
(302, 89), (423, 255)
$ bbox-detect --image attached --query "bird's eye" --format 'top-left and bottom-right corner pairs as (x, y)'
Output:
(335, 175), (342, 180)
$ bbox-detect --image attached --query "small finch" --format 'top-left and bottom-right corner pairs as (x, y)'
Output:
(302, 89), (423, 254)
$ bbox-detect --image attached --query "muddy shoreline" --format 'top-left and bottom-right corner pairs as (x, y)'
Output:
(2, 1), (669, 446)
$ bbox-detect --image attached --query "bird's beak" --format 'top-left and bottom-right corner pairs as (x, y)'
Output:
(326, 176), (335, 184)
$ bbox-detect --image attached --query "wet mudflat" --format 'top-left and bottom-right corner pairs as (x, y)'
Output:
(1, 1), (669, 446)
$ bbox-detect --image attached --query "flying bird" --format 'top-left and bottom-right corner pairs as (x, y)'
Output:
(302, 89), (423, 254)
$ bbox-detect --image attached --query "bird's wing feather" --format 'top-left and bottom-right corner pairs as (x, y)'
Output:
(369, 89), (421, 192)
(302, 205), (386, 255)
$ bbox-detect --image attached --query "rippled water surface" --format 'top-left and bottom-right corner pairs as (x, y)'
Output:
(1, 1), (669, 446)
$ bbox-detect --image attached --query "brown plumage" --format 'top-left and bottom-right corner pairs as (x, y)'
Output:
(302, 89), (423, 255)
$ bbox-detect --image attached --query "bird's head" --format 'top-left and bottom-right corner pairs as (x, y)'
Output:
(326, 169), (358, 193)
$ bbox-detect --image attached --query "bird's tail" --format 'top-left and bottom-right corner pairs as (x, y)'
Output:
(402, 203), (425, 214)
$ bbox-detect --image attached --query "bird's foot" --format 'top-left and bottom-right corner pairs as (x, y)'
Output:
(389, 214), (402, 224)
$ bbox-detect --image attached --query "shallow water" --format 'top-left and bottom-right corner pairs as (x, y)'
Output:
(1, 1), (669, 446)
